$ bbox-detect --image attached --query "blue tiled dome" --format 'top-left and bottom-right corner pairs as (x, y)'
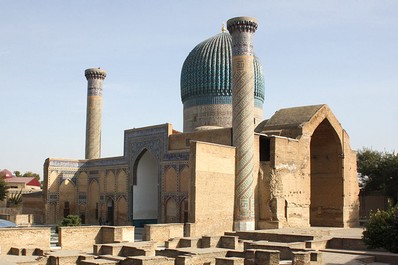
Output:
(180, 32), (265, 108)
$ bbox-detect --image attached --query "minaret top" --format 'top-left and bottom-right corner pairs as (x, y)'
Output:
(85, 68), (107, 80)
(227, 16), (258, 33)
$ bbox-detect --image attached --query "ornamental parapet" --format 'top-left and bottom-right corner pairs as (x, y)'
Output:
(85, 68), (107, 80)
(227, 16), (258, 33)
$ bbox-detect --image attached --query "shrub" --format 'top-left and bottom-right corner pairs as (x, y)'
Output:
(8, 189), (23, 205)
(60, 215), (81, 227)
(362, 204), (398, 253)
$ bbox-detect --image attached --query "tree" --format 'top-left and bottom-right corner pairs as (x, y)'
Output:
(363, 204), (398, 253)
(13, 170), (40, 181)
(21, 171), (40, 181)
(357, 148), (398, 204)
(0, 178), (9, 201)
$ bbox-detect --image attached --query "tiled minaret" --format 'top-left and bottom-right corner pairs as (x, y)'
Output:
(227, 16), (258, 231)
(85, 68), (106, 160)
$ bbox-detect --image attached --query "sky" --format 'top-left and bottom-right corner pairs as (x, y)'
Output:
(1, 0), (397, 178)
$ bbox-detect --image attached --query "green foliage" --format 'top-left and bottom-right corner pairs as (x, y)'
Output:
(357, 148), (398, 203)
(60, 215), (81, 227)
(363, 204), (398, 253)
(22, 171), (40, 181)
(8, 189), (23, 205)
(0, 178), (9, 201)
(13, 170), (40, 181)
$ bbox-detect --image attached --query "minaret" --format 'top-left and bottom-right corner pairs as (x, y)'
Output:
(227, 17), (258, 231)
(84, 68), (106, 160)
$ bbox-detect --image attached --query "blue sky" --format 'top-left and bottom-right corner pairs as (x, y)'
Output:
(1, 1), (397, 177)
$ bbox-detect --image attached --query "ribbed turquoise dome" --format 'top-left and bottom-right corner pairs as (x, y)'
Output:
(180, 32), (265, 108)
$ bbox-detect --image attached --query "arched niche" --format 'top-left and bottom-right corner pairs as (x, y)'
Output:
(106, 198), (115, 226)
(117, 170), (128, 193)
(105, 170), (116, 193)
(59, 179), (76, 222)
(179, 166), (190, 193)
(164, 167), (177, 192)
(87, 180), (100, 224)
(165, 197), (177, 223)
(310, 118), (344, 227)
(77, 172), (88, 193)
(180, 198), (189, 223)
(116, 196), (128, 225)
(132, 149), (159, 227)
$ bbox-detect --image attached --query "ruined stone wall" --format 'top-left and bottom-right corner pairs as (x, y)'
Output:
(22, 191), (44, 224)
(0, 227), (50, 254)
(59, 226), (102, 251)
(257, 136), (310, 229)
(144, 223), (184, 243)
(59, 226), (134, 251)
(187, 141), (235, 236)
(169, 127), (232, 151)
(342, 130), (360, 227)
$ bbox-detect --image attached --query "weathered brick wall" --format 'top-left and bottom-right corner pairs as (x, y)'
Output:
(0, 227), (50, 254)
(187, 141), (235, 236)
(144, 223), (184, 242)
(59, 226), (102, 250)
(169, 128), (232, 151)
(22, 192), (44, 224)
(59, 226), (134, 250)
(102, 226), (134, 243)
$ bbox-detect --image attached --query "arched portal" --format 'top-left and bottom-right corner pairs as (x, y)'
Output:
(132, 149), (159, 227)
(310, 119), (344, 227)
(106, 198), (114, 225)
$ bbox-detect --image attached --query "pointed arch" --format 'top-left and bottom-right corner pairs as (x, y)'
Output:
(179, 166), (190, 193)
(117, 169), (128, 193)
(87, 179), (100, 224)
(180, 198), (189, 223)
(131, 148), (159, 227)
(165, 197), (177, 223)
(310, 118), (344, 227)
(106, 197), (115, 226)
(105, 170), (116, 193)
(164, 167), (177, 192)
(77, 172), (88, 193)
(116, 196), (128, 225)
(59, 179), (76, 221)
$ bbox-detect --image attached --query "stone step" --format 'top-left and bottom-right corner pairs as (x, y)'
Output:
(99, 254), (127, 262)
(80, 258), (119, 265)
(322, 249), (398, 264)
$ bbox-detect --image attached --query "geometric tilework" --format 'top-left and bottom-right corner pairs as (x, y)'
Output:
(180, 32), (265, 106)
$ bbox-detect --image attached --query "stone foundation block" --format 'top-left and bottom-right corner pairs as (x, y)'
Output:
(9, 247), (44, 256)
(80, 259), (118, 265)
(292, 252), (310, 265)
(220, 236), (239, 249)
(254, 249), (280, 265)
(310, 251), (323, 265)
(201, 236), (221, 248)
(179, 237), (202, 248)
(165, 237), (181, 248)
(49, 255), (80, 265)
